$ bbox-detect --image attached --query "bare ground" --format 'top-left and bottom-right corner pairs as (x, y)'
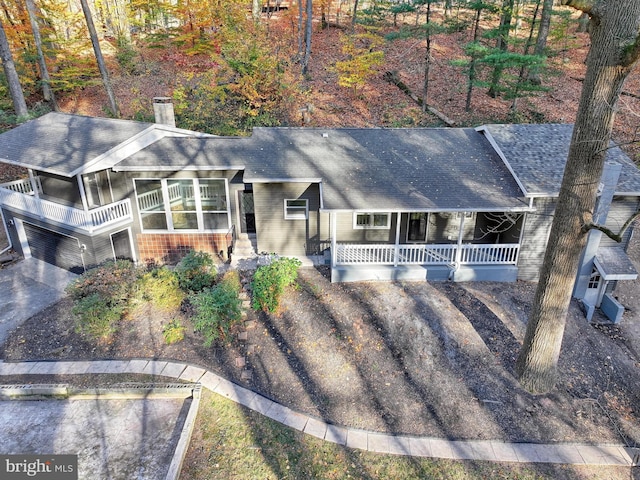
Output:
(2, 251), (640, 453)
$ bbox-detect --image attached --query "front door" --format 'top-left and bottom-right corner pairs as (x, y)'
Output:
(407, 213), (428, 242)
(111, 229), (134, 261)
(240, 190), (256, 234)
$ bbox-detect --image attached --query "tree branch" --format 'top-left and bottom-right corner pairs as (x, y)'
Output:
(561, 0), (594, 14)
(582, 210), (640, 242)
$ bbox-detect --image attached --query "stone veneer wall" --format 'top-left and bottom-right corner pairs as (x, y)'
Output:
(137, 233), (230, 265)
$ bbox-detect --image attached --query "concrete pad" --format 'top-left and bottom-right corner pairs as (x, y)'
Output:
(388, 436), (412, 455)
(490, 441), (520, 462)
(142, 361), (168, 376)
(430, 438), (455, 459)
(0, 389), (197, 479)
(409, 437), (432, 457)
(160, 362), (187, 378)
(198, 371), (221, 391)
(367, 433), (390, 453)
(576, 444), (634, 466)
(125, 359), (149, 374)
(345, 429), (368, 450)
(281, 410), (308, 431)
(325, 424), (348, 445)
(304, 418), (328, 439)
(179, 365), (206, 383)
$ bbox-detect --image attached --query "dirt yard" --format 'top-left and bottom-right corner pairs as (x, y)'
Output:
(3, 233), (640, 451)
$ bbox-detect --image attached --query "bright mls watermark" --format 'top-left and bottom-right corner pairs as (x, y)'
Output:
(0, 455), (77, 479)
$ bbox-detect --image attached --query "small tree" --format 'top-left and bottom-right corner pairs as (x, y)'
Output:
(334, 32), (384, 94)
(252, 256), (302, 313)
(191, 271), (243, 346)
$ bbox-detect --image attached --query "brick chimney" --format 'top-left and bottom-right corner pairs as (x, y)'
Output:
(153, 97), (176, 127)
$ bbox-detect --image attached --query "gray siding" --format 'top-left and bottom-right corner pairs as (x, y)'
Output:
(517, 198), (556, 281)
(253, 182), (323, 256)
(334, 211), (397, 243)
(601, 196), (640, 248)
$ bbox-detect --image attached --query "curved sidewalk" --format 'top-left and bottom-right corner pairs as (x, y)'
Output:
(1, 359), (637, 468)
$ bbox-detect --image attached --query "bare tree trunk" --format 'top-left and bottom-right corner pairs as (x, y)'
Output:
(488, 0), (514, 98)
(0, 16), (28, 118)
(528, 0), (553, 84)
(302, 0), (312, 75)
(422, 1), (431, 111)
(80, 0), (120, 117)
(516, 0), (640, 394)
(252, 0), (261, 23)
(25, 0), (58, 111)
(465, 7), (482, 112)
(352, 0), (359, 27)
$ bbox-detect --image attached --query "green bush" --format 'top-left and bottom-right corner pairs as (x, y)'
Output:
(191, 271), (242, 346)
(175, 251), (217, 292)
(163, 319), (186, 345)
(72, 293), (123, 341)
(66, 260), (140, 341)
(252, 257), (302, 313)
(139, 267), (184, 311)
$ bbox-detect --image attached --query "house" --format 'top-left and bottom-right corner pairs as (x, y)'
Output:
(0, 106), (638, 320)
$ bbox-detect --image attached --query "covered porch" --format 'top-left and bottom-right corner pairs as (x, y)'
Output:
(0, 175), (132, 234)
(328, 210), (524, 283)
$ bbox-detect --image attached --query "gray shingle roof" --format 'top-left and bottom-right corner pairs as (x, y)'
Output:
(0, 112), (153, 177)
(117, 126), (529, 211)
(479, 123), (640, 197)
(244, 127), (529, 211)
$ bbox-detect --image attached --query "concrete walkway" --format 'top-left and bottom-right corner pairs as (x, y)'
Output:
(1, 359), (638, 468)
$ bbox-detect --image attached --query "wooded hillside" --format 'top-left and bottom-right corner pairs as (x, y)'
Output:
(0, 0), (638, 160)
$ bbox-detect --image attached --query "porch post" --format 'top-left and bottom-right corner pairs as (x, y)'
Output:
(28, 169), (44, 219)
(455, 213), (466, 266)
(330, 211), (337, 268)
(394, 212), (401, 267)
(76, 174), (92, 231)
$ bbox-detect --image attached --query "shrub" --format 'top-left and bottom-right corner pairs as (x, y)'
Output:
(66, 259), (139, 304)
(72, 293), (123, 341)
(163, 319), (186, 345)
(66, 260), (140, 341)
(191, 271), (242, 346)
(252, 257), (302, 313)
(139, 267), (184, 311)
(174, 251), (217, 292)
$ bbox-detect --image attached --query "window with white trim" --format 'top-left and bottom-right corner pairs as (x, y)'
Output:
(284, 199), (308, 220)
(135, 178), (229, 232)
(354, 212), (391, 229)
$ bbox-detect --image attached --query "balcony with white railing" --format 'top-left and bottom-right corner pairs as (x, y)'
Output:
(334, 242), (519, 267)
(0, 182), (132, 234)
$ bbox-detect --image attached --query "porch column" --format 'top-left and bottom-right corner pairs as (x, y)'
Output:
(454, 213), (466, 266)
(28, 169), (44, 219)
(394, 212), (401, 267)
(330, 211), (337, 268)
(77, 174), (89, 212)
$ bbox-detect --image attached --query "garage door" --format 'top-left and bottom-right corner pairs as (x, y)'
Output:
(23, 223), (85, 274)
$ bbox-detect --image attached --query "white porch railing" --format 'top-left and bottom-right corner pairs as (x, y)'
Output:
(0, 177), (42, 195)
(0, 186), (132, 233)
(335, 243), (519, 266)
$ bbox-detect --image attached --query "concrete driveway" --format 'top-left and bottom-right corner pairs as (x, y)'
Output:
(0, 258), (77, 347)
(0, 259), (200, 480)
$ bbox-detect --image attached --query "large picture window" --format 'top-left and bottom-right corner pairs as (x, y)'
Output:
(135, 178), (229, 232)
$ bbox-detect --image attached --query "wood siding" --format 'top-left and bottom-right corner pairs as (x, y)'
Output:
(601, 196), (640, 248)
(517, 198), (556, 281)
(253, 182), (323, 256)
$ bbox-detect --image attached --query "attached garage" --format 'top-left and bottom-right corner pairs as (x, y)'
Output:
(21, 222), (85, 274)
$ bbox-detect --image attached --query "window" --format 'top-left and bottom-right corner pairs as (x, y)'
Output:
(284, 199), (308, 220)
(354, 212), (390, 229)
(135, 178), (229, 232)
